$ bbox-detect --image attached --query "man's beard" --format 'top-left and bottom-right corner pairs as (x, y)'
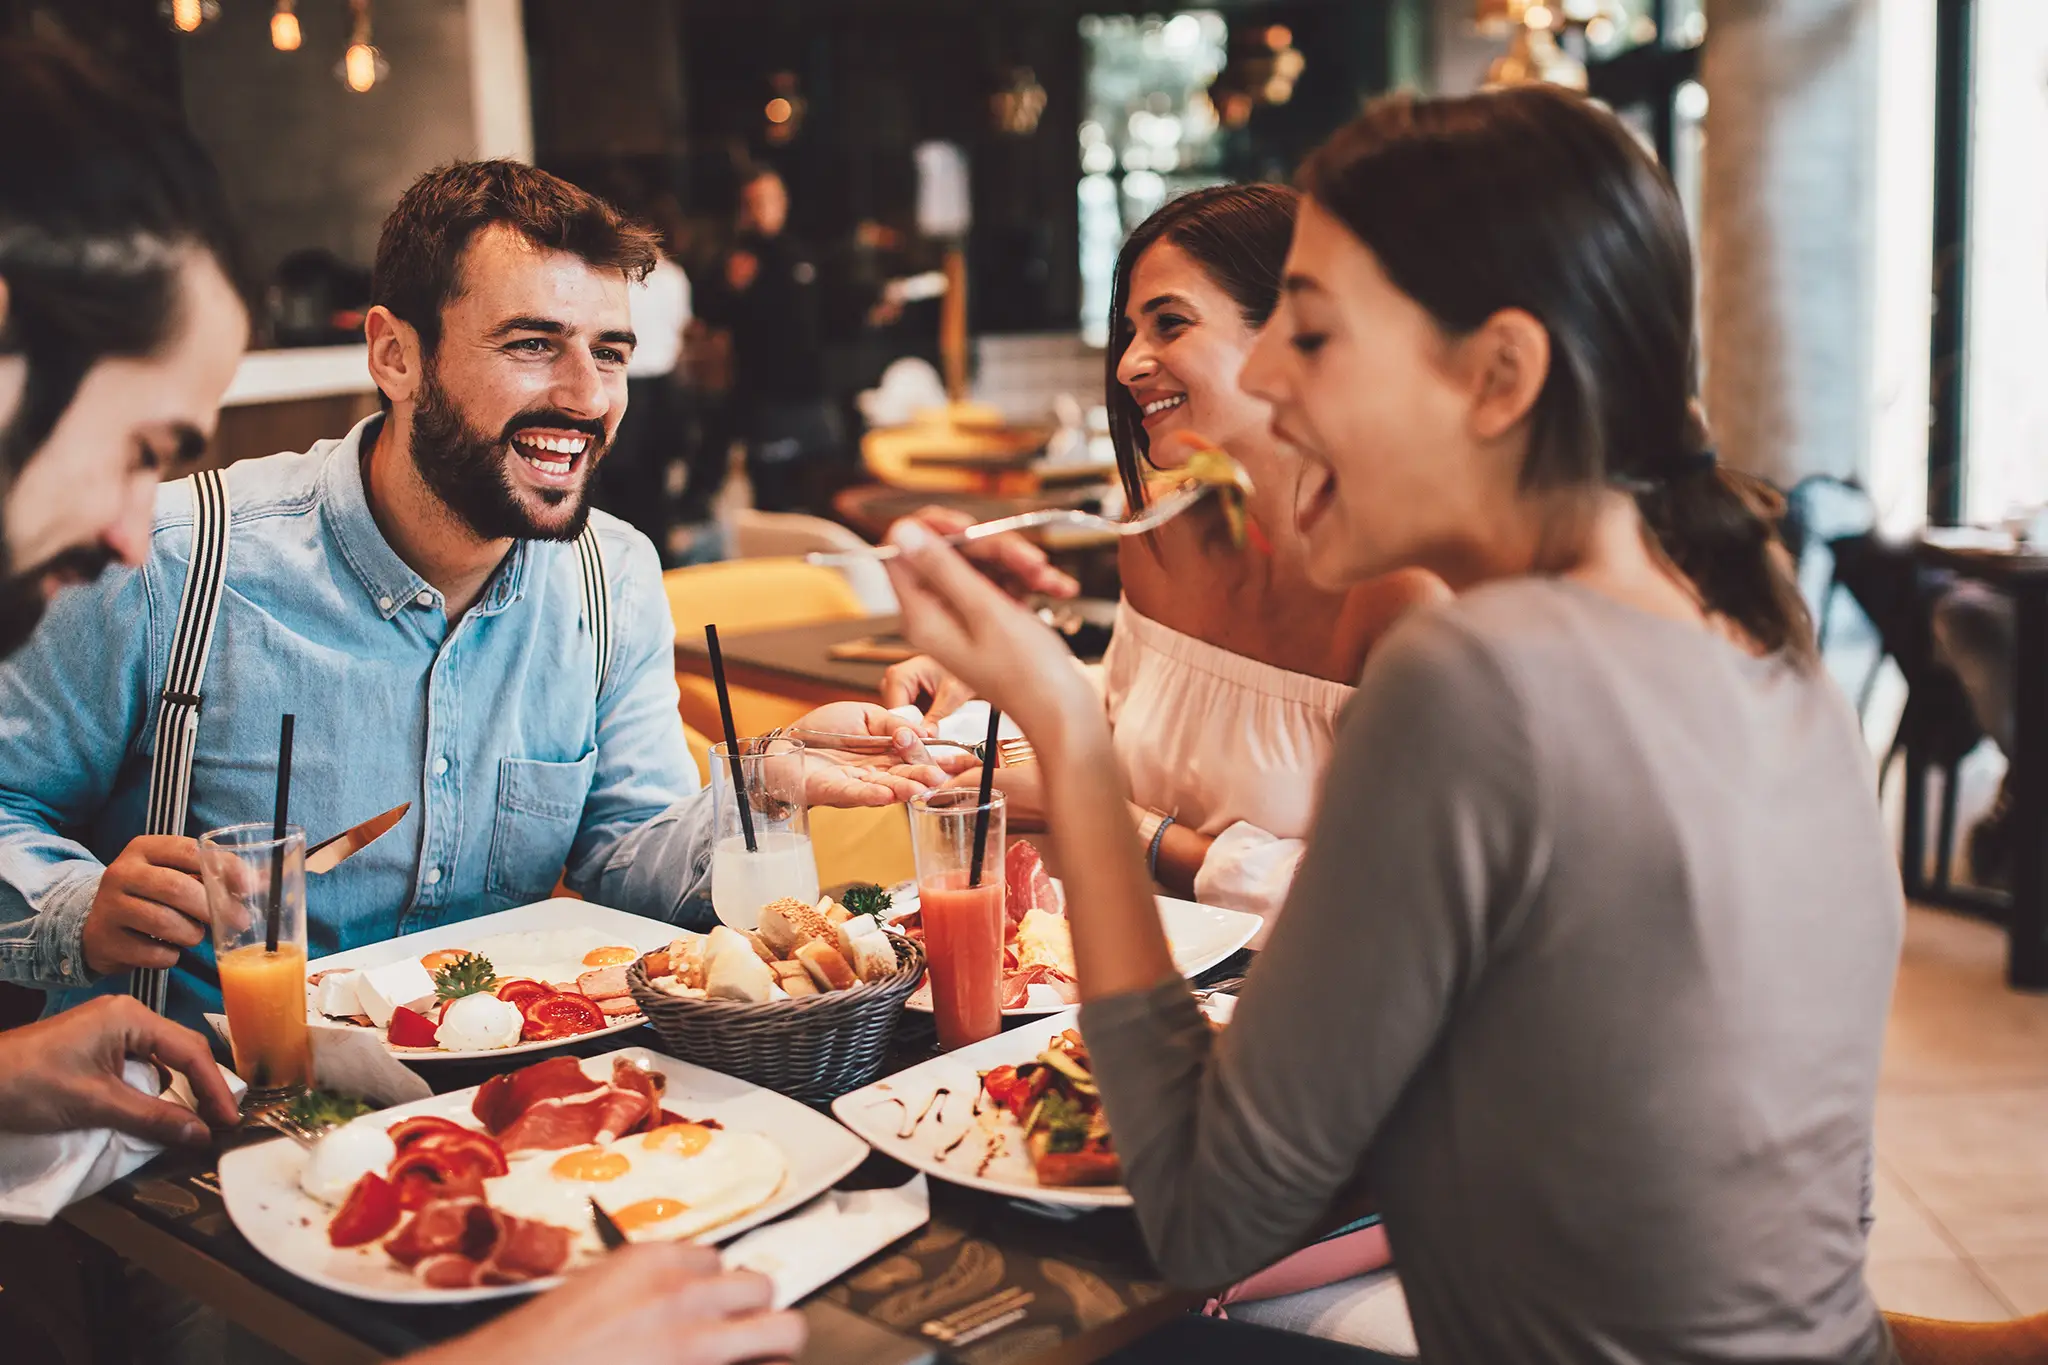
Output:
(409, 365), (607, 543)
(0, 543), (117, 658)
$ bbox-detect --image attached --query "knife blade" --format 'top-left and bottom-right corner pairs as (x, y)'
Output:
(305, 802), (410, 875)
(589, 1197), (629, 1251)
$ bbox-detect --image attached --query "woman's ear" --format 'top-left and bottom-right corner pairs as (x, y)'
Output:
(1463, 307), (1550, 443)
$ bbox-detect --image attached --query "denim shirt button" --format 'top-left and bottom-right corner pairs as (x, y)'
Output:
(432, 757), (449, 776)
(377, 595), (394, 612)
(416, 590), (434, 607)
(423, 867), (442, 886)
(59, 956), (72, 976)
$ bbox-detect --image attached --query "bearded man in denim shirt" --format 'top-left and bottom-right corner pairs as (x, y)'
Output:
(0, 160), (995, 1028)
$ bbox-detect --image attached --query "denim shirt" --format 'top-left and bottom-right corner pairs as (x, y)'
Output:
(0, 415), (716, 1026)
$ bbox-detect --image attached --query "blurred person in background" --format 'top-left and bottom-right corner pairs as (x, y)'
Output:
(696, 165), (841, 513)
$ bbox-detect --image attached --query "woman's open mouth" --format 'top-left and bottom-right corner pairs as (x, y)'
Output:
(1138, 393), (1186, 428)
(1295, 461), (1338, 536)
(508, 428), (593, 486)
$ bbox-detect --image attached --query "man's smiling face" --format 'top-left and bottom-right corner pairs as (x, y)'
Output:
(405, 222), (636, 542)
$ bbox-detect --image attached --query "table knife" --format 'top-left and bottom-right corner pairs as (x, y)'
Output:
(305, 802), (410, 875)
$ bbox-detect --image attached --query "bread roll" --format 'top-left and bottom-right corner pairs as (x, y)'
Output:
(821, 899), (851, 925)
(746, 930), (777, 964)
(836, 920), (901, 983)
(758, 897), (832, 956)
(666, 934), (708, 990)
(770, 960), (818, 997)
(705, 926), (773, 1003)
(795, 939), (857, 993)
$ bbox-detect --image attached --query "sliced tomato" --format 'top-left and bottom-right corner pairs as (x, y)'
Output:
(328, 1173), (401, 1247)
(494, 979), (553, 1009)
(387, 1115), (468, 1152)
(387, 1006), (440, 1049)
(519, 992), (605, 1041)
(388, 1148), (488, 1210)
(981, 1065), (1021, 1107)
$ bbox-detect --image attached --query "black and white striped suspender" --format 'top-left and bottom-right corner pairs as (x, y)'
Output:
(132, 470), (231, 1014)
(575, 524), (612, 694)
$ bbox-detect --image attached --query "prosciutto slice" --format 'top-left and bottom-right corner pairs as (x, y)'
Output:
(498, 1086), (652, 1153)
(387, 1199), (572, 1286)
(385, 1199), (499, 1268)
(1006, 841), (1060, 925)
(471, 1056), (602, 1135)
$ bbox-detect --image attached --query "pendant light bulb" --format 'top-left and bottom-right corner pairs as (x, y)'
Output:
(271, 2), (302, 51)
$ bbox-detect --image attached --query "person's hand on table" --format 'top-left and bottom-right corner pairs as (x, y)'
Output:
(787, 700), (977, 807)
(401, 1243), (802, 1365)
(947, 763), (1047, 833)
(880, 522), (1107, 754)
(82, 834), (209, 976)
(0, 996), (238, 1145)
(900, 506), (1081, 602)
(879, 654), (975, 721)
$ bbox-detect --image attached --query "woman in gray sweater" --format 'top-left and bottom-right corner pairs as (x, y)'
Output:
(882, 86), (1902, 1365)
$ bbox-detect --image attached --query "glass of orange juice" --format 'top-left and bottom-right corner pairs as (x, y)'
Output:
(200, 822), (312, 1107)
(908, 788), (1006, 1051)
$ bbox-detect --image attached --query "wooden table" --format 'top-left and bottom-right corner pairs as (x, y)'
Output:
(45, 967), (1264, 1365)
(1914, 539), (2048, 987)
(674, 615), (903, 707)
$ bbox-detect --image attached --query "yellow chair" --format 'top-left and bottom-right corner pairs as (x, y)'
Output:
(1886, 1311), (2048, 1364)
(663, 561), (914, 892)
(662, 558), (869, 741)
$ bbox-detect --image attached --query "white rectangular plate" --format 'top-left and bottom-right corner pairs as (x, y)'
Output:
(898, 892), (1259, 1016)
(304, 900), (680, 1062)
(219, 1046), (872, 1305)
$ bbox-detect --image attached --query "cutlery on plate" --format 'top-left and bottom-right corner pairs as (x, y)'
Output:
(804, 481), (1215, 568)
(246, 1102), (336, 1148)
(589, 1197), (629, 1251)
(306, 802), (411, 875)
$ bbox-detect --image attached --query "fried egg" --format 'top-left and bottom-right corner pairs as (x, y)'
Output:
(481, 1122), (787, 1254)
(454, 929), (640, 987)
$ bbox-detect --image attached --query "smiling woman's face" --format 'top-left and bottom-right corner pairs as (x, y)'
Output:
(1114, 241), (1274, 472)
(1240, 199), (1500, 590)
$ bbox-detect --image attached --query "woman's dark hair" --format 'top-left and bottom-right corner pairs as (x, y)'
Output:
(1299, 86), (1812, 661)
(371, 159), (660, 408)
(1106, 183), (1299, 516)
(0, 37), (247, 483)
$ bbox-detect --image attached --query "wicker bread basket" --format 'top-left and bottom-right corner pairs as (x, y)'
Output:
(626, 934), (925, 1105)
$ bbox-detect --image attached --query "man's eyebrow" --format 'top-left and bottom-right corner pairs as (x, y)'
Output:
(597, 329), (637, 348)
(171, 424), (207, 467)
(488, 316), (567, 338)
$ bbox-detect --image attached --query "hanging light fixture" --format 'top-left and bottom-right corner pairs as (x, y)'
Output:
(337, 0), (389, 93)
(270, 0), (302, 51)
(161, 0), (220, 34)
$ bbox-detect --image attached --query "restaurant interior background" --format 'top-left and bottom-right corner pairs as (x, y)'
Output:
(4, 0), (2048, 1344)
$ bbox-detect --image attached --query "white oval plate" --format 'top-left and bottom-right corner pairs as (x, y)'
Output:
(219, 1046), (871, 1304)
(303, 900), (679, 1062)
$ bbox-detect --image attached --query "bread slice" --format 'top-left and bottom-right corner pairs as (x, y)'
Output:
(834, 918), (900, 983)
(705, 927), (774, 1003)
(794, 939), (857, 993)
(769, 960), (818, 997)
(759, 897), (833, 956)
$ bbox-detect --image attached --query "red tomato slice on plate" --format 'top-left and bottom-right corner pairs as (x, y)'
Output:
(386, 1115), (467, 1152)
(328, 1173), (401, 1247)
(494, 979), (553, 1009)
(519, 992), (605, 1041)
(387, 1006), (440, 1049)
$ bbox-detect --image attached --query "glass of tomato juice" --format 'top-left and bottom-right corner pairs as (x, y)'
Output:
(908, 788), (1006, 1051)
(200, 822), (312, 1107)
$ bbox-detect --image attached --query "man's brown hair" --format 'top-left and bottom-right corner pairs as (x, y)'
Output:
(370, 159), (658, 388)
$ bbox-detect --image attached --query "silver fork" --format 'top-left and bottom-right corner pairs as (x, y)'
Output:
(246, 1103), (338, 1148)
(804, 482), (1213, 567)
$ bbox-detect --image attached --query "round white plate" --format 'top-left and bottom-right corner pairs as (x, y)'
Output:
(219, 1046), (871, 1304)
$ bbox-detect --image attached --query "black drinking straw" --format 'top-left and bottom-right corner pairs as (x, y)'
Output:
(704, 625), (757, 852)
(267, 713), (295, 954)
(968, 707), (1002, 887)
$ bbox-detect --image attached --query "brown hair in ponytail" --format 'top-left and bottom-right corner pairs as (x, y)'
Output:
(1297, 86), (1813, 662)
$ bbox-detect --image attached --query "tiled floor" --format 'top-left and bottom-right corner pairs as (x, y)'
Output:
(1871, 904), (2048, 1319)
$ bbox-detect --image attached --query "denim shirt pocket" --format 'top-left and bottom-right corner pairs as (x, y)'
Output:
(486, 752), (597, 902)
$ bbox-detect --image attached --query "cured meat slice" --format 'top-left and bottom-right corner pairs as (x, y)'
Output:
(385, 1198), (498, 1268)
(418, 1253), (482, 1289)
(1006, 841), (1059, 925)
(498, 1086), (653, 1153)
(477, 1217), (574, 1284)
(596, 995), (642, 1017)
(471, 1056), (600, 1134)
(575, 965), (632, 1000)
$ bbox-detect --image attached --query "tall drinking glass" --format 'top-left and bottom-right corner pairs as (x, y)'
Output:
(200, 822), (312, 1107)
(909, 788), (1006, 1051)
(709, 738), (820, 931)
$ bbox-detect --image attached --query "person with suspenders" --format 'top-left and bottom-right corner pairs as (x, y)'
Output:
(0, 157), (962, 1040)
